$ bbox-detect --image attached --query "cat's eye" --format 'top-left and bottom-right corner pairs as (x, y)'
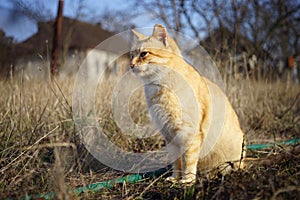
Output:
(140, 52), (148, 58)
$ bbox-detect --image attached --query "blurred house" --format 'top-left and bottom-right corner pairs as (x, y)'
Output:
(2, 17), (130, 80)
(0, 30), (14, 77)
(200, 27), (276, 80)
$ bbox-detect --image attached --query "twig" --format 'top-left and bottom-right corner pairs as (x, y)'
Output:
(0, 125), (59, 173)
(271, 186), (300, 200)
(22, 142), (76, 151)
(136, 171), (169, 199)
(278, 91), (300, 119)
(211, 175), (224, 200)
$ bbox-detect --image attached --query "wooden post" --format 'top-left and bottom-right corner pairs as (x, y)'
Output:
(51, 0), (64, 77)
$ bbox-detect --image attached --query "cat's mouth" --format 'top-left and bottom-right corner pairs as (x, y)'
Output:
(130, 65), (144, 74)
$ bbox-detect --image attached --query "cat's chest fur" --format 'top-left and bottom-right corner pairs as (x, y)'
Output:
(144, 83), (182, 142)
(143, 77), (200, 143)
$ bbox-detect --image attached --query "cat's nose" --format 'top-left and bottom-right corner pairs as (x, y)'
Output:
(130, 62), (135, 69)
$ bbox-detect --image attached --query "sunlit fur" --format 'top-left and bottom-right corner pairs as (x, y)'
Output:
(130, 24), (245, 184)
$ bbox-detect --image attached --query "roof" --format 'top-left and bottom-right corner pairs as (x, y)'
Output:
(15, 17), (129, 58)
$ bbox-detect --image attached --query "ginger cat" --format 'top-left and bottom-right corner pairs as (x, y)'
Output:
(130, 24), (245, 184)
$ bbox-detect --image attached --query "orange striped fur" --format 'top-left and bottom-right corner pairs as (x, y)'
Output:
(130, 24), (245, 184)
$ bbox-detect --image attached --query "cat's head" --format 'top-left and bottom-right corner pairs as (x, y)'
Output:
(130, 24), (181, 80)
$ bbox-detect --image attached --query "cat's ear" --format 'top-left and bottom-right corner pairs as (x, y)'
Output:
(152, 24), (168, 47)
(132, 29), (148, 40)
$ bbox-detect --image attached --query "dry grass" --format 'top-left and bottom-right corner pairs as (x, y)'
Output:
(0, 72), (299, 199)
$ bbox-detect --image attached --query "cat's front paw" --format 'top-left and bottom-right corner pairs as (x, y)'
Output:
(179, 177), (196, 185)
(165, 176), (178, 183)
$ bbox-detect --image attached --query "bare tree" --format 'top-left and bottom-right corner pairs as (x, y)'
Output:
(11, 0), (53, 21)
(239, 0), (300, 58)
(130, 0), (300, 61)
(93, 8), (136, 33)
(51, 0), (64, 77)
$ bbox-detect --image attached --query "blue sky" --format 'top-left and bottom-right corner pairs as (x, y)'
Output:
(0, 0), (161, 42)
